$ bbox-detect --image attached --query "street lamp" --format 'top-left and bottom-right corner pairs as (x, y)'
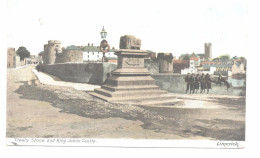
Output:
(100, 26), (107, 39)
(99, 26), (110, 62)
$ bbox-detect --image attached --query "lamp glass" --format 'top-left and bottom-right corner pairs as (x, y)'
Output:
(100, 26), (107, 39)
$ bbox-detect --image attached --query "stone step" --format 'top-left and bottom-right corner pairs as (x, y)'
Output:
(101, 85), (160, 92)
(94, 88), (167, 97)
(106, 76), (156, 86)
(88, 91), (176, 102)
(109, 93), (176, 102)
(88, 91), (182, 106)
(137, 99), (184, 106)
(113, 98), (184, 106)
(88, 91), (112, 102)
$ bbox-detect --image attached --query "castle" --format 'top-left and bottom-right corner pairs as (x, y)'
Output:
(39, 40), (83, 65)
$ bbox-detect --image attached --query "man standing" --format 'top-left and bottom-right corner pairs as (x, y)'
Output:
(193, 74), (200, 93)
(200, 73), (205, 93)
(205, 73), (213, 94)
(190, 73), (195, 94)
(185, 73), (192, 94)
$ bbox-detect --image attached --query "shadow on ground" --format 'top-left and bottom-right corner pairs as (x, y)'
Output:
(14, 80), (245, 140)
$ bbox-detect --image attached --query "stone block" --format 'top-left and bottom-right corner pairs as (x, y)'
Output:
(119, 35), (141, 50)
(157, 53), (173, 73)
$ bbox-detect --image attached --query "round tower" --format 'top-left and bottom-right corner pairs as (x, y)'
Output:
(46, 40), (61, 64)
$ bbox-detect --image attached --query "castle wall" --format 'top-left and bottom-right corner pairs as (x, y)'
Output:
(39, 62), (117, 85)
(55, 50), (83, 63)
(42, 40), (84, 65)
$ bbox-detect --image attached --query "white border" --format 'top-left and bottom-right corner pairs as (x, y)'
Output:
(6, 138), (245, 149)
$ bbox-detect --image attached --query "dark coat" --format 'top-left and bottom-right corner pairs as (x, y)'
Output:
(205, 75), (212, 89)
(200, 75), (206, 90)
(194, 76), (200, 89)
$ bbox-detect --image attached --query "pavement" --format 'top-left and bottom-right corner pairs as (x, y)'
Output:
(32, 68), (100, 91)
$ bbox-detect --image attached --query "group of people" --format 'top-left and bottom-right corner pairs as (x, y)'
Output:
(184, 73), (231, 94)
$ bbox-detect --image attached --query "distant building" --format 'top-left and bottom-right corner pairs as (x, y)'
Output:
(81, 44), (117, 62)
(179, 52), (205, 61)
(173, 60), (189, 74)
(190, 56), (200, 67)
(25, 55), (40, 65)
(7, 48), (20, 68)
(178, 43), (212, 61)
(232, 60), (246, 77)
(200, 61), (232, 76)
(173, 55), (200, 74)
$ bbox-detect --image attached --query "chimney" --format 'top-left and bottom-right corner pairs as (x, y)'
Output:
(88, 43), (90, 46)
(91, 43), (93, 46)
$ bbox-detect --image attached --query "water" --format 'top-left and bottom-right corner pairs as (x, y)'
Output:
(153, 75), (246, 96)
(227, 77), (246, 87)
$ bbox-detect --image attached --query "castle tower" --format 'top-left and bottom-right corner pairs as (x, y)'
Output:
(204, 43), (212, 61)
(42, 44), (48, 65)
(46, 40), (61, 64)
(7, 48), (15, 68)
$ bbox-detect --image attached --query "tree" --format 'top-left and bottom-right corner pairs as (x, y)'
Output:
(239, 56), (246, 61)
(219, 54), (230, 62)
(16, 46), (30, 60)
(212, 57), (220, 62)
(183, 55), (190, 60)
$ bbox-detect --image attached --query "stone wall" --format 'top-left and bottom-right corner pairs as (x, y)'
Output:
(39, 62), (117, 85)
(38, 61), (245, 96)
(152, 74), (186, 93)
(157, 53), (173, 73)
(55, 50), (83, 63)
(144, 59), (159, 74)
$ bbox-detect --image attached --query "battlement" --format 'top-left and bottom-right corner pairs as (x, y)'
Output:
(205, 43), (212, 46)
(7, 47), (15, 52)
(48, 40), (61, 44)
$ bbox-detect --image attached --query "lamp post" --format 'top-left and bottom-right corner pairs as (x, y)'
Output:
(100, 26), (110, 62)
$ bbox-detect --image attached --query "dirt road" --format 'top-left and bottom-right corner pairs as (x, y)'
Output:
(6, 66), (245, 140)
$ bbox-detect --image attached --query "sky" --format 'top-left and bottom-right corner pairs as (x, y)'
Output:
(6, 0), (247, 58)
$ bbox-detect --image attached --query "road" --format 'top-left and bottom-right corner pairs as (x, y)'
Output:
(6, 66), (245, 140)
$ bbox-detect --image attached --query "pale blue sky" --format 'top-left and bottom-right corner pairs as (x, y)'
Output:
(6, 0), (247, 58)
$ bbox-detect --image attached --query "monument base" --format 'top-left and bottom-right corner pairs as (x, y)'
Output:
(89, 49), (183, 106)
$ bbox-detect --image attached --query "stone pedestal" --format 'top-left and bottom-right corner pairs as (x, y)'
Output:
(89, 49), (182, 106)
(158, 53), (173, 73)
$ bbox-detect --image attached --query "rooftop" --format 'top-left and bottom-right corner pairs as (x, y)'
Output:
(81, 46), (116, 52)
